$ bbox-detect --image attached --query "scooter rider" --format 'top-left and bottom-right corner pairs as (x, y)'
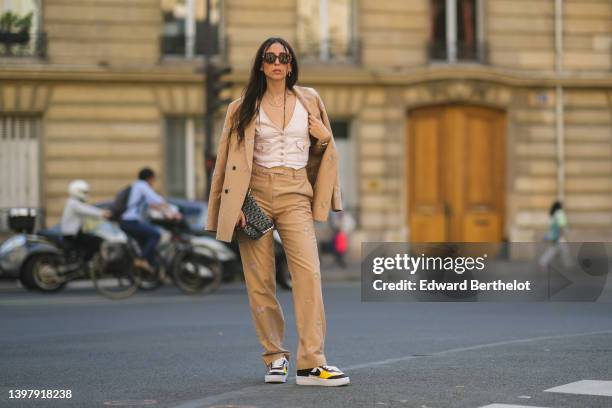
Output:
(119, 167), (181, 272)
(60, 180), (112, 261)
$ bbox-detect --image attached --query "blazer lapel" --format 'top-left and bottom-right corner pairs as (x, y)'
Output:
(244, 118), (255, 173)
(243, 86), (317, 173)
(294, 85), (318, 117)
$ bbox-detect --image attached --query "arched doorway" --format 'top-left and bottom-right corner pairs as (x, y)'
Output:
(407, 105), (506, 242)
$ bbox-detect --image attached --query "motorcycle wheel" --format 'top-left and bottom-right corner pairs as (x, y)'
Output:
(19, 273), (38, 291)
(275, 255), (292, 291)
(172, 251), (222, 295)
(22, 254), (67, 293)
(222, 259), (243, 283)
(90, 254), (140, 300)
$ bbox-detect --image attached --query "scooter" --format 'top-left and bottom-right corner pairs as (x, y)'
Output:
(135, 205), (223, 294)
(1, 217), (142, 300)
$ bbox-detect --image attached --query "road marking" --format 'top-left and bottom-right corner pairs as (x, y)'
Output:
(170, 385), (269, 408)
(104, 400), (158, 406)
(479, 405), (550, 408)
(340, 329), (612, 371)
(544, 380), (612, 397)
(170, 329), (612, 408)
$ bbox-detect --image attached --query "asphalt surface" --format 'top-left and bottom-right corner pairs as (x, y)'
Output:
(1, 279), (611, 408)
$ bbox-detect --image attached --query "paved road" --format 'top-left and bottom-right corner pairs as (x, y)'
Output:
(1, 281), (611, 408)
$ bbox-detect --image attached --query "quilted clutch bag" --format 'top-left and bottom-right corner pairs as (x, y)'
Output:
(240, 188), (274, 239)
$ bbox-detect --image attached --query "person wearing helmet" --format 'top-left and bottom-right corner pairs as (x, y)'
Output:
(60, 180), (112, 261)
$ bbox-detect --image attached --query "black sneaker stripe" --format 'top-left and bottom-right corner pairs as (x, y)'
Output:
(296, 368), (314, 376)
(328, 374), (346, 379)
(296, 367), (346, 378)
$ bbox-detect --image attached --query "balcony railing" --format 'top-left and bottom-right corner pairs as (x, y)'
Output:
(0, 31), (46, 58)
(428, 39), (488, 64)
(160, 32), (222, 58)
(297, 37), (361, 65)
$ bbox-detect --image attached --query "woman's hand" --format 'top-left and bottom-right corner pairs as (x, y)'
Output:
(308, 113), (331, 142)
(235, 210), (246, 229)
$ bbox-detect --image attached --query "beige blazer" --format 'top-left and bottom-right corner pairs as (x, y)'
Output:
(205, 85), (343, 243)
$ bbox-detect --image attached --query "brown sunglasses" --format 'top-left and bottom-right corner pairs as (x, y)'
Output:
(262, 51), (292, 64)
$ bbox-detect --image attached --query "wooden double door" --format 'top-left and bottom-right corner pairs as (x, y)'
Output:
(407, 105), (506, 242)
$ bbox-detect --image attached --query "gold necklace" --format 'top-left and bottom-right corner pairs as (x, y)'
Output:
(262, 90), (291, 130)
(265, 90), (287, 108)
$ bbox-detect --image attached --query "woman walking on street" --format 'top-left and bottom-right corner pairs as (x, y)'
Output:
(539, 200), (573, 270)
(206, 37), (349, 387)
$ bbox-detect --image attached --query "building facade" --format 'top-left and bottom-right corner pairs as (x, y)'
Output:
(1, 0), (611, 245)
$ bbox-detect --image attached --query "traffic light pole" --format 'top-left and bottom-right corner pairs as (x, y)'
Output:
(203, 0), (232, 202)
(203, 0), (213, 202)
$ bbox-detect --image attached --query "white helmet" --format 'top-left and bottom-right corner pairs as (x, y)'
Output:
(68, 179), (90, 200)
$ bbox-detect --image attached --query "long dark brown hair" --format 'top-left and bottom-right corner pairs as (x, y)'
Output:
(228, 37), (299, 145)
(549, 200), (562, 216)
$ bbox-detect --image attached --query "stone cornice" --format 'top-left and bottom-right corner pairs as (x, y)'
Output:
(1, 62), (611, 88)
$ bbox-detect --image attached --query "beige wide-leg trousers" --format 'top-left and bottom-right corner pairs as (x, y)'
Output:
(236, 162), (327, 370)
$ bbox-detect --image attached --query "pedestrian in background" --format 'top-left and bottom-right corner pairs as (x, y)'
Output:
(328, 209), (355, 268)
(539, 200), (573, 270)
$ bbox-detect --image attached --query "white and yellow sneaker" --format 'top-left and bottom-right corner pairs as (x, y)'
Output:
(265, 356), (289, 383)
(296, 364), (350, 386)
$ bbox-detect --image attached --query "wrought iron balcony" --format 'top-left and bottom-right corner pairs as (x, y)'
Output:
(296, 37), (361, 65)
(428, 39), (488, 64)
(160, 32), (223, 58)
(0, 30), (46, 58)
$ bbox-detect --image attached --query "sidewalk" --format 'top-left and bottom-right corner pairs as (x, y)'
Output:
(319, 253), (360, 282)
